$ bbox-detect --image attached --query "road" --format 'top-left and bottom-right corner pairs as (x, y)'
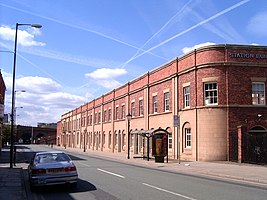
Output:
(20, 145), (267, 200)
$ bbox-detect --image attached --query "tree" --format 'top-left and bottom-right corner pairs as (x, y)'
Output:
(2, 125), (11, 146)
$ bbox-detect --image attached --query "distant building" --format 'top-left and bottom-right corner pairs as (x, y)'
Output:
(37, 122), (57, 129)
(58, 44), (267, 165)
(16, 125), (56, 144)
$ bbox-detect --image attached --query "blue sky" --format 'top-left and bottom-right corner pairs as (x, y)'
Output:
(0, 0), (267, 126)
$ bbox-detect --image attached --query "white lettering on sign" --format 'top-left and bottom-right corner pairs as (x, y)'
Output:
(229, 52), (267, 59)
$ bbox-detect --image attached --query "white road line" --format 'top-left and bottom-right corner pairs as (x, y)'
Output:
(97, 168), (125, 179)
(142, 183), (197, 200)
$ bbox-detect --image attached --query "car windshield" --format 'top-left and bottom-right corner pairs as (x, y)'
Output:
(34, 153), (71, 164)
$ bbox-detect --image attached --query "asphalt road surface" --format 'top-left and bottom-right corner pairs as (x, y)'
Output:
(21, 145), (267, 200)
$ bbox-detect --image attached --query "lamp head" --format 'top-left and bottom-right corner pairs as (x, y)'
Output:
(31, 24), (42, 28)
(126, 113), (132, 121)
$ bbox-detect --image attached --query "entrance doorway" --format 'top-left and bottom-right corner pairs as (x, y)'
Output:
(243, 126), (267, 164)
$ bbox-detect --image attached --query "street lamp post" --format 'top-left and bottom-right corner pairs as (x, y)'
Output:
(126, 113), (132, 159)
(10, 23), (42, 168)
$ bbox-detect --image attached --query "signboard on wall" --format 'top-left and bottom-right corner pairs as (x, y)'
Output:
(173, 115), (180, 127)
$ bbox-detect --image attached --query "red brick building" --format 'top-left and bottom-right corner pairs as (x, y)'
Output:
(0, 70), (6, 150)
(58, 44), (267, 164)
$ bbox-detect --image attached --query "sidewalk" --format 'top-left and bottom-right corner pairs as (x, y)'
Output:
(0, 147), (27, 200)
(54, 145), (267, 186)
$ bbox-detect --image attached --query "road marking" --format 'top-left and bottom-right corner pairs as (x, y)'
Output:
(142, 183), (197, 200)
(97, 168), (125, 179)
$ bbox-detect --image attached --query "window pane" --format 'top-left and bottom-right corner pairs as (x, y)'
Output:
(164, 92), (170, 111)
(121, 105), (125, 119)
(153, 96), (158, 113)
(131, 102), (135, 117)
(184, 86), (190, 108)
(168, 134), (172, 149)
(185, 128), (191, 148)
(204, 82), (218, 105)
(139, 100), (144, 116)
(252, 82), (265, 105)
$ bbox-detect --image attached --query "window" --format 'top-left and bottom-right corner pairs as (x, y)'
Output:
(115, 106), (119, 120)
(115, 133), (118, 146)
(98, 112), (101, 123)
(168, 134), (172, 149)
(108, 109), (111, 121)
(108, 132), (112, 148)
(185, 128), (191, 148)
(131, 102), (135, 117)
(153, 95), (158, 113)
(122, 133), (126, 147)
(164, 92), (170, 111)
(252, 82), (265, 105)
(103, 133), (106, 145)
(81, 116), (84, 127)
(139, 99), (144, 116)
(122, 105), (125, 119)
(204, 82), (218, 105)
(104, 110), (107, 122)
(87, 115), (90, 125)
(90, 114), (92, 125)
(184, 86), (190, 108)
(94, 113), (97, 124)
(77, 132), (79, 145)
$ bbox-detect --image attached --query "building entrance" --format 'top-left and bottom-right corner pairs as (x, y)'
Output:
(243, 126), (267, 165)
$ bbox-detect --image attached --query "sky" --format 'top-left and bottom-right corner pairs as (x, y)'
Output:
(0, 0), (267, 126)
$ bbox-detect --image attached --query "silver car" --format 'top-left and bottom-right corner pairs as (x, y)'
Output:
(28, 151), (78, 189)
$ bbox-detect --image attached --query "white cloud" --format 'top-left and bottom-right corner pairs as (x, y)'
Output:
(0, 25), (46, 46)
(247, 12), (267, 36)
(2, 71), (86, 126)
(182, 42), (216, 54)
(85, 68), (127, 79)
(41, 92), (87, 107)
(16, 76), (62, 94)
(97, 79), (121, 89)
(85, 68), (127, 89)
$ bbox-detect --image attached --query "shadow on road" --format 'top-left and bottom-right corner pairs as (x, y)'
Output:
(31, 179), (97, 193)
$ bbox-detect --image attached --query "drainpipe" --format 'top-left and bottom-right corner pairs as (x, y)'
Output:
(225, 44), (230, 161)
(195, 49), (198, 161)
(175, 58), (179, 160)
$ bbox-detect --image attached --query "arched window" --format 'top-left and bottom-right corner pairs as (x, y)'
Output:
(122, 130), (125, 148)
(166, 127), (172, 150)
(108, 131), (112, 148)
(103, 131), (106, 146)
(182, 122), (191, 150)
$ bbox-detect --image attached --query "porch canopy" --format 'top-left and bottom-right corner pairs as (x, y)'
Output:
(131, 128), (154, 138)
(130, 128), (169, 162)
